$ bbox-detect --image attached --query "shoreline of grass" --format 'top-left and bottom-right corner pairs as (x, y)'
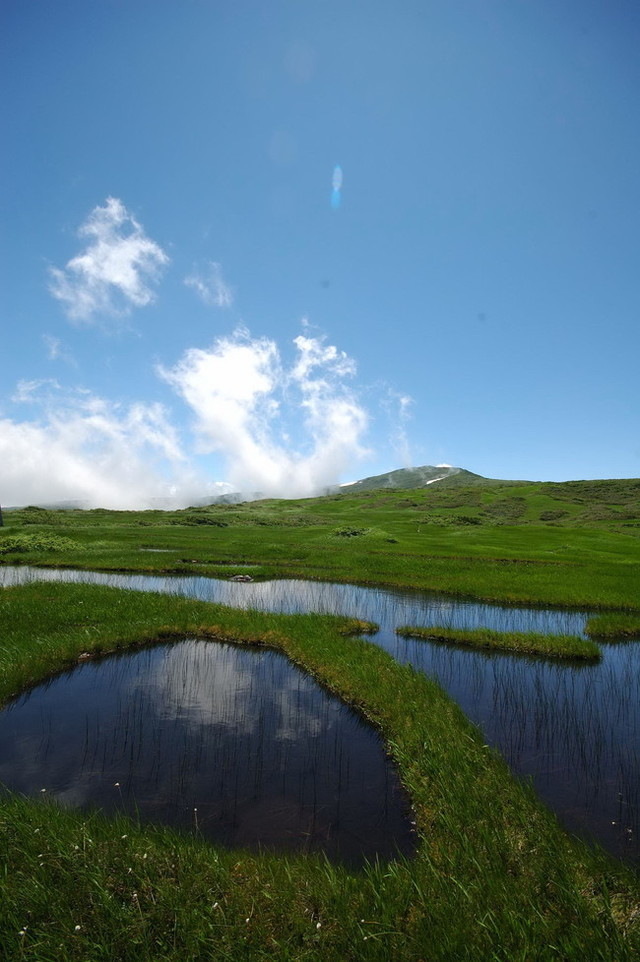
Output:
(1, 580), (639, 959)
(2, 480), (640, 613)
(396, 625), (601, 660)
(3, 553), (640, 617)
(585, 613), (640, 640)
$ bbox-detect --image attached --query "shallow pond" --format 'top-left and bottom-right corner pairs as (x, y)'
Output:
(0, 638), (415, 866)
(1, 566), (639, 865)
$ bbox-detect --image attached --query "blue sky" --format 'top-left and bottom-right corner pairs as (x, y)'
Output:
(2, 0), (639, 507)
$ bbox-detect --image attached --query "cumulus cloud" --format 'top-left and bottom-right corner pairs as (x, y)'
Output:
(3, 328), (383, 507)
(158, 328), (369, 498)
(0, 383), (225, 509)
(48, 197), (169, 323)
(184, 261), (233, 308)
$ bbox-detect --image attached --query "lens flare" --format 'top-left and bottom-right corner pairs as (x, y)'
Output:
(331, 165), (342, 209)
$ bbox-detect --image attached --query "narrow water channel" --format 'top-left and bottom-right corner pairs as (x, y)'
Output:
(2, 566), (639, 865)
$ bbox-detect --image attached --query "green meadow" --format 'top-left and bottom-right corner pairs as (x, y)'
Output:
(2, 476), (640, 610)
(1, 476), (640, 959)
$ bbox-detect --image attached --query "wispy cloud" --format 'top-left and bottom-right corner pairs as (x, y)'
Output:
(0, 383), (220, 509)
(48, 197), (169, 323)
(184, 261), (233, 308)
(158, 327), (369, 497)
(384, 389), (414, 467)
(11, 378), (61, 404)
(42, 334), (77, 366)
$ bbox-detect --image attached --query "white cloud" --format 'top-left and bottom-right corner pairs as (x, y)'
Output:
(11, 378), (61, 404)
(158, 328), (369, 498)
(43, 334), (77, 366)
(3, 328), (381, 508)
(290, 334), (355, 381)
(48, 197), (169, 323)
(43, 335), (61, 360)
(184, 261), (233, 308)
(0, 384), (221, 509)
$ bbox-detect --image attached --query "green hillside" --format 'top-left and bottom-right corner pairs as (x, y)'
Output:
(340, 464), (487, 491)
(2, 473), (639, 610)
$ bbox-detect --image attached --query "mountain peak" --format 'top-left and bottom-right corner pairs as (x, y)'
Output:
(340, 465), (485, 492)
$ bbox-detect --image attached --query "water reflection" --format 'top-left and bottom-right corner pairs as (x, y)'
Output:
(0, 639), (415, 866)
(1, 566), (638, 864)
(0, 564), (588, 633)
(391, 637), (640, 863)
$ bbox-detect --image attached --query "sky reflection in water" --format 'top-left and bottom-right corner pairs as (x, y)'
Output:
(0, 638), (415, 866)
(1, 566), (639, 865)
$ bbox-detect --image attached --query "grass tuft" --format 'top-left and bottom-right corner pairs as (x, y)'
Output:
(585, 614), (640, 640)
(395, 625), (601, 660)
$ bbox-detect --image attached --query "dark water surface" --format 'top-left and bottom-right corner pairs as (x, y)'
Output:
(0, 638), (415, 866)
(1, 566), (639, 865)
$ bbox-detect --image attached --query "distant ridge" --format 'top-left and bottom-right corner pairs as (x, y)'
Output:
(340, 465), (488, 492)
(2, 466), (528, 511)
(4, 470), (638, 512)
(2, 500), (91, 512)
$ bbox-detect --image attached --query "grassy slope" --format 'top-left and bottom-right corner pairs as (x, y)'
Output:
(1, 581), (639, 961)
(2, 477), (639, 609)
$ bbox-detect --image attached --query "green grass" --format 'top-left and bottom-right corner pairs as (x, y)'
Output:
(2, 479), (640, 957)
(395, 625), (601, 660)
(2, 477), (640, 610)
(1, 580), (639, 960)
(585, 613), (640, 640)
(0, 532), (81, 554)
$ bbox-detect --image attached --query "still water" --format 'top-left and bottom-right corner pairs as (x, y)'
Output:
(0, 638), (414, 866)
(1, 566), (639, 864)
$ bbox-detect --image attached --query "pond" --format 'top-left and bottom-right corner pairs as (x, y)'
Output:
(0, 637), (415, 867)
(1, 566), (639, 865)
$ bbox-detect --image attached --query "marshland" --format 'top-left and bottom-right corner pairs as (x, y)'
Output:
(1, 478), (640, 959)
